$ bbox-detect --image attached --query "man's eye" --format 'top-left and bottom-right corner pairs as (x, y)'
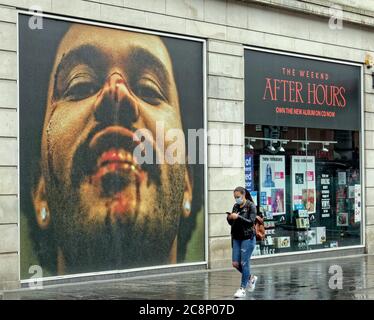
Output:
(63, 81), (100, 101)
(135, 81), (166, 106)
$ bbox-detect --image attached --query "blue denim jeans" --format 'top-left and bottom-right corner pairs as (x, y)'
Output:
(232, 237), (256, 288)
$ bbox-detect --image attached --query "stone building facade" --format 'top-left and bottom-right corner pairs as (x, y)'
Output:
(1, 0), (374, 290)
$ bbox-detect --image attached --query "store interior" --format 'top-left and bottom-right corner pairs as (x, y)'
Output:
(245, 125), (362, 256)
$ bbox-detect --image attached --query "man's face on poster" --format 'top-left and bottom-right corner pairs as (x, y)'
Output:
(34, 24), (192, 273)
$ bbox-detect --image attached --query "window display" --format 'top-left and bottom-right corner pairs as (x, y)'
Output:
(244, 48), (362, 256)
(244, 125), (362, 255)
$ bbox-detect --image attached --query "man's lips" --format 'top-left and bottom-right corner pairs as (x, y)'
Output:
(99, 148), (133, 166)
(89, 126), (139, 152)
(92, 148), (146, 184)
(85, 126), (153, 188)
(70, 125), (160, 195)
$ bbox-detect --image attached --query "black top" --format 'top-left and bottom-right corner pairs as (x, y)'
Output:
(227, 200), (257, 240)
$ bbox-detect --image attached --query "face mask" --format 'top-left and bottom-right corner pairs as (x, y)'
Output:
(235, 197), (243, 205)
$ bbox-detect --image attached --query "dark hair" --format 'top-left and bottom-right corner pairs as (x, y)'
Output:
(233, 186), (253, 203)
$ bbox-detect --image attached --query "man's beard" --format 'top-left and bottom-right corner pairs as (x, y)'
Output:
(45, 163), (185, 275)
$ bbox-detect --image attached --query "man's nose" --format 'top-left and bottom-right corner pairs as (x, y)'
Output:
(94, 72), (139, 127)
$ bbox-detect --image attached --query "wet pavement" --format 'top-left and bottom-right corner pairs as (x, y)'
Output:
(2, 254), (374, 300)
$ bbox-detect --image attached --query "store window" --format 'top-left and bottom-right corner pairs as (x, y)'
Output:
(245, 125), (361, 255)
(244, 48), (362, 256)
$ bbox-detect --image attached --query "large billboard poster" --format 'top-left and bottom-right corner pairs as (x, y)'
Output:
(259, 155), (286, 216)
(19, 14), (205, 279)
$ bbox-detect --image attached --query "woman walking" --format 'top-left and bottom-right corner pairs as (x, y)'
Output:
(227, 186), (258, 298)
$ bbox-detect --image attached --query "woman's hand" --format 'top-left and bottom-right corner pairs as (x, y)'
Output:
(230, 213), (239, 220)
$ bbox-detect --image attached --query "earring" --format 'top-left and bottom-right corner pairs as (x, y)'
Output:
(40, 207), (49, 221)
(184, 200), (191, 213)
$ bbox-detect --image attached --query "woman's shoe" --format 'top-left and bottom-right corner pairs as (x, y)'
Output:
(234, 287), (246, 298)
(247, 275), (258, 292)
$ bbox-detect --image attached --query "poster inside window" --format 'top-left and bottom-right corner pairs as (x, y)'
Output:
(259, 155), (286, 215)
(291, 155), (316, 214)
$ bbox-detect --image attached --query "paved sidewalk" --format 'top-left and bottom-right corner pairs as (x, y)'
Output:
(3, 255), (374, 300)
